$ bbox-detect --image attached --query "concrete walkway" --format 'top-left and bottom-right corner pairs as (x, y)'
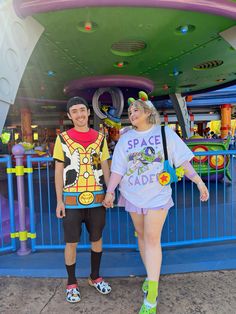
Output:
(1, 270), (236, 314)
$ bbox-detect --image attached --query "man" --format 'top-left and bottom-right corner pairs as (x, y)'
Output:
(53, 96), (111, 303)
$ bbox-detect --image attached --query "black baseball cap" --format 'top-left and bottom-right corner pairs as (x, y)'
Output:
(66, 96), (89, 112)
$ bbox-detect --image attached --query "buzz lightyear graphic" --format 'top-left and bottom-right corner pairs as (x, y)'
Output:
(126, 146), (163, 176)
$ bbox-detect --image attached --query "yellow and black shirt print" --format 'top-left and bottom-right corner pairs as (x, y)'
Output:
(53, 130), (109, 193)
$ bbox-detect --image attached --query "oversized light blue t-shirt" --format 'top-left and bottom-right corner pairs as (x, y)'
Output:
(111, 125), (194, 208)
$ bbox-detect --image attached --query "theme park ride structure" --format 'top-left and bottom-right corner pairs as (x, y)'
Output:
(185, 135), (231, 180)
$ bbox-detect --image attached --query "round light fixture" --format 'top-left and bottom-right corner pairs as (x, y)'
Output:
(77, 21), (98, 33)
(169, 69), (183, 77)
(162, 84), (169, 90)
(175, 24), (195, 35)
(47, 70), (56, 77)
(84, 22), (92, 31)
(113, 61), (128, 68)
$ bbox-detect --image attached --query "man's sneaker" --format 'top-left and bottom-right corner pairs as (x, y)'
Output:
(66, 284), (81, 303)
(142, 278), (148, 294)
(88, 277), (112, 295)
(139, 299), (157, 314)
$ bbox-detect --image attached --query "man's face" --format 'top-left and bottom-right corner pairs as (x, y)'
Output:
(67, 104), (90, 129)
(109, 127), (120, 141)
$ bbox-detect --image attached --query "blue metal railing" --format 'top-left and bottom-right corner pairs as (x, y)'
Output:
(1, 150), (236, 253)
(26, 156), (137, 250)
(24, 150), (236, 251)
(160, 150), (236, 247)
(0, 155), (16, 253)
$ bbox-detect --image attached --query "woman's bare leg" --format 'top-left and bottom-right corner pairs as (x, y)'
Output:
(129, 212), (145, 267)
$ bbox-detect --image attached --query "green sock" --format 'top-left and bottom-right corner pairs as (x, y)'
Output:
(146, 280), (158, 304)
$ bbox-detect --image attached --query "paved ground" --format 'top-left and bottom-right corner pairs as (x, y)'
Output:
(1, 270), (236, 314)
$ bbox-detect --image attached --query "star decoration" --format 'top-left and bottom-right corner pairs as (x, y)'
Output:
(158, 172), (171, 185)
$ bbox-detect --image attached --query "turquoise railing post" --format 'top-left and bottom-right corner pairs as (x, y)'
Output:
(12, 144), (31, 255)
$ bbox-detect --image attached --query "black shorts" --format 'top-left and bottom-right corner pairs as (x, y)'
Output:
(63, 206), (106, 243)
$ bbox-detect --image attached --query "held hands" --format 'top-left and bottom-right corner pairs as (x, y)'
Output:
(103, 192), (115, 208)
(56, 201), (66, 218)
(197, 181), (209, 202)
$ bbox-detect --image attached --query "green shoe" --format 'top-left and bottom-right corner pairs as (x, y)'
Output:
(142, 278), (148, 294)
(139, 300), (157, 314)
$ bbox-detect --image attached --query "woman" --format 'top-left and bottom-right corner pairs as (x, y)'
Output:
(103, 96), (209, 314)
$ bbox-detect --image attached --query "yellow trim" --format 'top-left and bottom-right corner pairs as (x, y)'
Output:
(10, 232), (18, 238)
(6, 168), (16, 174)
(10, 231), (36, 240)
(27, 232), (36, 239)
(6, 166), (33, 175)
(19, 231), (28, 241)
(15, 166), (24, 176)
(24, 168), (33, 173)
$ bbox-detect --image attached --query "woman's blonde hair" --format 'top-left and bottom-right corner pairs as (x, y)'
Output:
(128, 100), (161, 125)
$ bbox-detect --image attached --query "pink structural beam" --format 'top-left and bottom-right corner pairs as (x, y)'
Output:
(14, 0), (236, 19)
(64, 75), (154, 96)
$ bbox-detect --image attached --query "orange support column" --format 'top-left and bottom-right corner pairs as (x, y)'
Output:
(164, 113), (168, 126)
(220, 104), (232, 138)
(189, 112), (194, 137)
(21, 107), (32, 143)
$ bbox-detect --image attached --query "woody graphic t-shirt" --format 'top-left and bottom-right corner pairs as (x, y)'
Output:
(53, 128), (110, 193)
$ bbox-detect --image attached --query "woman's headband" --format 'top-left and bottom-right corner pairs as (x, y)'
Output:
(128, 91), (154, 109)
